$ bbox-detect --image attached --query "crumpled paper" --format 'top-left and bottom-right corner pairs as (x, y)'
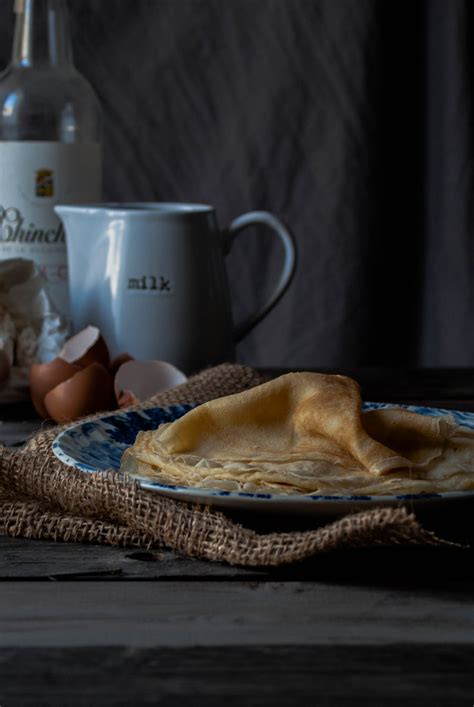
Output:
(0, 258), (69, 403)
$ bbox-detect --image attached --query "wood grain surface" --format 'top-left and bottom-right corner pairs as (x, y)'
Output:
(1, 645), (473, 706)
(2, 578), (474, 648)
(1, 535), (474, 581)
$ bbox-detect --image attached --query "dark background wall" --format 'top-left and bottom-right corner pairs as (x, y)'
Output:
(1, 0), (472, 369)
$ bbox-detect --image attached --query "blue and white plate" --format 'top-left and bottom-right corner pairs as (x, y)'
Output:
(52, 402), (474, 516)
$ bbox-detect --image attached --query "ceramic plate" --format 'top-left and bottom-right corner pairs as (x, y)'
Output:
(52, 402), (474, 516)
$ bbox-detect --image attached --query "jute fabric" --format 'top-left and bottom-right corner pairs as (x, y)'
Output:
(0, 364), (453, 566)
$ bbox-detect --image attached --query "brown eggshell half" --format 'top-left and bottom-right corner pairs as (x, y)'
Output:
(59, 325), (110, 369)
(109, 352), (134, 377)
(44, 362), (115, 423)
(29, 357), (81, 419)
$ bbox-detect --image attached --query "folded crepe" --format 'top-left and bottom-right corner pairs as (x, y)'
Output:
(120, 372), (474, 496)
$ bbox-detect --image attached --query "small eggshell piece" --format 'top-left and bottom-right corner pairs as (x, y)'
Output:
(44, 362), (115, 423)
(59, 325), (110, 369)
(117, 390), (140, 408)
(114, 360), (187, 402)
(29, 357), (81, 419)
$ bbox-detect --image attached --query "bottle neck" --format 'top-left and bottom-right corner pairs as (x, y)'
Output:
(11, 0), (73, 69)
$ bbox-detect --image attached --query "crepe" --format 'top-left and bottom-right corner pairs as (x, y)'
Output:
(120, 372), (474, 496)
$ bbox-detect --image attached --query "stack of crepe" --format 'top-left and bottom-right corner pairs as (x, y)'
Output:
(120, 372), (474, 496)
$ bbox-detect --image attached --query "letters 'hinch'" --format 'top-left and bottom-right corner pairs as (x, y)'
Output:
(0, 206), (65, 244)
(127, 275), (172, 292)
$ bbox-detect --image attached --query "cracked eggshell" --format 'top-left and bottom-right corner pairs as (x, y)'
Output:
(114, 360), (187, 402)
(29, 357), (81, 418)
(0, 307), (15, 367)
(44, 362), (115, 423)
(16, 325), (38, 369)
(59, 325), (110, 369)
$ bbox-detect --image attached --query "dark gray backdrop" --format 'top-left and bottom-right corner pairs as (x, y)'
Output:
(1, 0), (472, 368)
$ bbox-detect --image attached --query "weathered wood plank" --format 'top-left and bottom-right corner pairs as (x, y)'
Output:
(0, 535), (266, 580)
(1, 580), (473, 648)
(0, 645), (473, 706)
(1, 535), (474, 581)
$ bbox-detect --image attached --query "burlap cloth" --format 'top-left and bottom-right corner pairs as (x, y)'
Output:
(0, 363), (457, 566)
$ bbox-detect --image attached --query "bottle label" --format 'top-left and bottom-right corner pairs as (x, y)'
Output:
(0, 141), (101, 318)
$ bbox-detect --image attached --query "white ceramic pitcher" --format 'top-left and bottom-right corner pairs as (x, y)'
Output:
(55, 202), (296, 373)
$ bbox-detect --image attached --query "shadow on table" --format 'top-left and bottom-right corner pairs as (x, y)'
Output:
(219, 496), (474, 586)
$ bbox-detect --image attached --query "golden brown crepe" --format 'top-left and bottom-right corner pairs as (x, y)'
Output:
(120, 372), (474, 495)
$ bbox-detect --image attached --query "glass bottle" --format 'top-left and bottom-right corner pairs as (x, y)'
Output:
(0, 0), (102, 320)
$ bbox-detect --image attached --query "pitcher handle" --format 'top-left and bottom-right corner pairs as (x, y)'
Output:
(224, 211), (296, 342)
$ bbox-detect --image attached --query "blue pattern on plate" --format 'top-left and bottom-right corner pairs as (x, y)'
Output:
(52, 401), (474, 504)
(53, 404), (195, 473)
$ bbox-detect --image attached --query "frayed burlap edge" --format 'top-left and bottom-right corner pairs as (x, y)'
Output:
(0, 495), (157, 549)
(0, 363), (459, 566)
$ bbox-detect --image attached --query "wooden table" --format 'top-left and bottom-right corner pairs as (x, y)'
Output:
(1, 368), (474, 706)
